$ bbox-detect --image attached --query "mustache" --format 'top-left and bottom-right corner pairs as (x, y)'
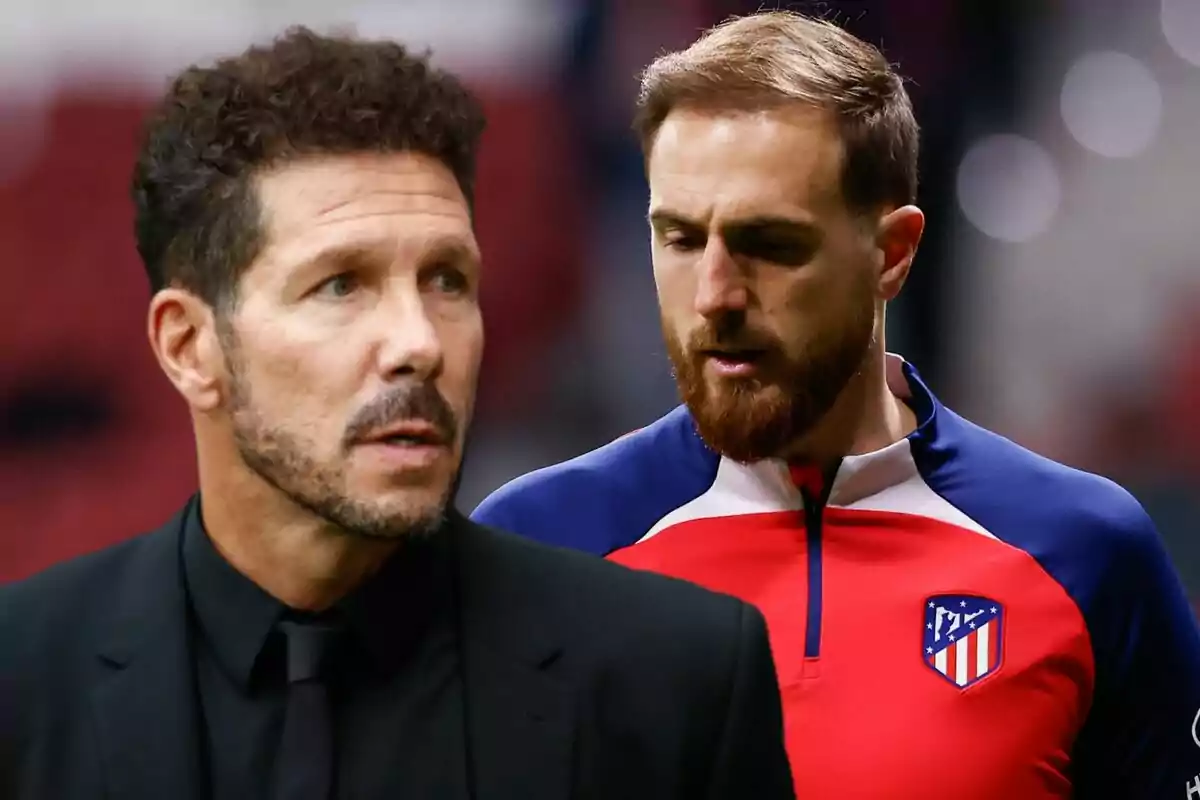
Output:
(343, 382), (459, 447)
(686, 316), (781, 354)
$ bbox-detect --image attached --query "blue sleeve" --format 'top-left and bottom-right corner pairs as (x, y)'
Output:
(1071, 507), (1200, 799)
(469, 484), (522, 533)
(469, 467), (636, 555)
(470, 407), (721, 556)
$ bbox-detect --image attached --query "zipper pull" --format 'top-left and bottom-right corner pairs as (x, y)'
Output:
(788, 461), (841, 507)
(788, 464), (824, 504)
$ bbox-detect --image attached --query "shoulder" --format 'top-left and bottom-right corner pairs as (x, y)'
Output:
(1, 538), (143, 628)
(918, 411), (1200, 790)
(469, 406), (721, 554)
(457, 521), (779, 783)
(463, 520), (758, 661)
(0, 536), (153, 746)
(915, 406), (1159, 573)
(0, 535), (154, 674)
(913, 406), (1187, 647)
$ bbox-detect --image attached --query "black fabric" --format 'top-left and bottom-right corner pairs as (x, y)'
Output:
(273, 617), (343, 800)
(183, 512), (285, 799)
(0, 498), (795, 799)
(183, 511), (282, 691)
(182, 505), (466, 799)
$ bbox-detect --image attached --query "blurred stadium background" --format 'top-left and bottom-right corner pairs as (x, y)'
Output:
(2, 0), (1197, 606)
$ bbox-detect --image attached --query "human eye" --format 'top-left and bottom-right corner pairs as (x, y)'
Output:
(311, 272), (359, 299)
(727, 227), (820, 268)
(661, 228), (706, 253)
(424, 264), (471, 297)
(743, 237), (816, 267)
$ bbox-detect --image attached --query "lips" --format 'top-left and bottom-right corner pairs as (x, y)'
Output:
(699, 348), (766, 364)
(698, 348), (769, 379)
(359, 420), (449, 447)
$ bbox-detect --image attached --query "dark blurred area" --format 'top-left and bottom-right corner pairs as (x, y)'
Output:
(2, 0), (1197, 604)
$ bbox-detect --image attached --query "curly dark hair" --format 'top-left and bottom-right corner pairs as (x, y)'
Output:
(131, 26), (487, 304)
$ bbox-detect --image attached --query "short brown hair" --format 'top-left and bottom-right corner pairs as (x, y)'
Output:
(132, 26), (486, 304)
(635, 11), (918, 214)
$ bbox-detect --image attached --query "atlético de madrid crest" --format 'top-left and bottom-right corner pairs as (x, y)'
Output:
(923, 594), (1004, 689)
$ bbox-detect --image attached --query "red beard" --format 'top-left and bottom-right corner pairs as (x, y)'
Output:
(663, 303), (873, 463)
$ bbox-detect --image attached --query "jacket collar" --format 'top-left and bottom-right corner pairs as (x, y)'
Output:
(91, 501), (576, 800)
(91, 499), (206, 800)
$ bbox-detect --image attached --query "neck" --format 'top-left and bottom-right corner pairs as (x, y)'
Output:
(784, 347), (917, 470)
(195, 437), (398, 612)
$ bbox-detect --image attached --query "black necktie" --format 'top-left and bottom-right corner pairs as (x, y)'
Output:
(273, 617), (343, 800)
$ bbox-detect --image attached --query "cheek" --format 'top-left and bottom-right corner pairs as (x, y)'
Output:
(233, 333), (350, 421)
(436, 312), (483, 406)
(652, 257), (696, 317)
(758, 270), (846, 350)
(756, 269), (815, 322)
(788, 252), (864, 312)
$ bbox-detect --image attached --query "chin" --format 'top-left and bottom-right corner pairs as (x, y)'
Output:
(684, 381), (803, 463)
(337, 464), (453, 521)
(371, 481), (452, 515)
(338, 492), (450, 540)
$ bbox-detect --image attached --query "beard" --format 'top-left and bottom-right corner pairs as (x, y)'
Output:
(221, 332), (460, 540)
(663, 292), (875, 463)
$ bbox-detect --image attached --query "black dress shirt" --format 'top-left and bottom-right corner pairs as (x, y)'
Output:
(182, 507), (468, 799)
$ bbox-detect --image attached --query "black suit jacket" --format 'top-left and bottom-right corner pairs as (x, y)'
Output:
(0, 500), (794, 799)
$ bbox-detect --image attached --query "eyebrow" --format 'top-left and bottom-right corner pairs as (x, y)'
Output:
(648, 209), (821, 238)
(303, 242), (384, 270)
(299, 236), (480, 271)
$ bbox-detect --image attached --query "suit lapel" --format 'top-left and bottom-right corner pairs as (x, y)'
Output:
(91, 501), (204, 800)
(453, 516), (575, 800)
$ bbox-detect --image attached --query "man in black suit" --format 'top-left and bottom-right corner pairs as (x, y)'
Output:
(0, 27), (793, 800)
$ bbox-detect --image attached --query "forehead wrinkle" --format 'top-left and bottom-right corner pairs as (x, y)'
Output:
(257, 194), (471, 265)
(310, 185), (467, 221)
(255, 152), (467, 228)
(306, 205), (468, 233)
